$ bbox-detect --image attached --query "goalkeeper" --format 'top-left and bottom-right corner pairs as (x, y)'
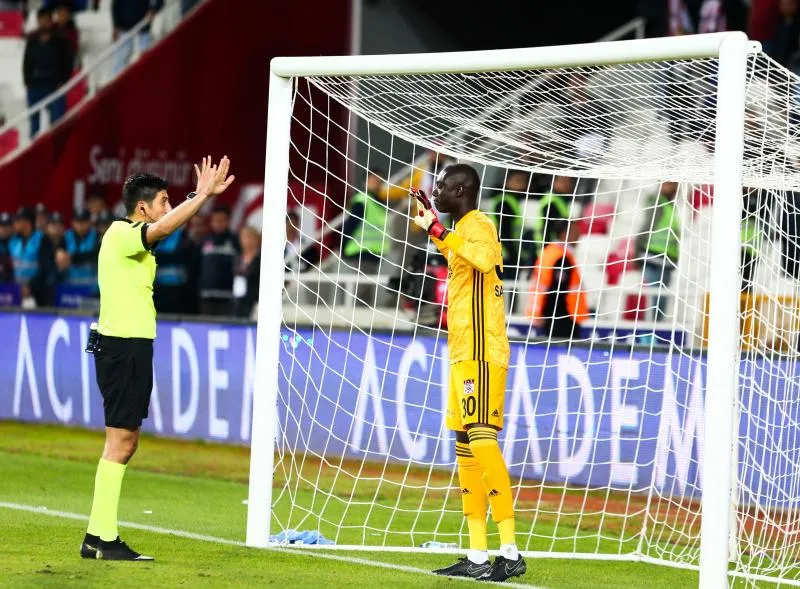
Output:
(411, 164), (526, 582)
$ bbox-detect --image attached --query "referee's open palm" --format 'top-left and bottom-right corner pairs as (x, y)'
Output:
(194, 155), (235, 196)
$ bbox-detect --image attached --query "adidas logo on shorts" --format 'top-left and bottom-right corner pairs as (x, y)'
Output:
(461, 487), (471, 495)
(491, 409), (499, 417)
(488, 489), (499, 497)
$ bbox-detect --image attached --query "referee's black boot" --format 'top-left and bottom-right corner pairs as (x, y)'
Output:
(80, 533), (100, 559)
(96, 537), (154, 561)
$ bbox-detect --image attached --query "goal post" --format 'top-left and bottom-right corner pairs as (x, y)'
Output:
(247, 72), (293, 547)
(247, 31), (795, 587)
(701, 32), (748, 589)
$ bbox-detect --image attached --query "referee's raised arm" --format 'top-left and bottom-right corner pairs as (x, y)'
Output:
(80, 155), (234, 562)
(145, 155), (235, 245)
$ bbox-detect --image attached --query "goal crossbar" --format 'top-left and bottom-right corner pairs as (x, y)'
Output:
(270, 32), (755, 78)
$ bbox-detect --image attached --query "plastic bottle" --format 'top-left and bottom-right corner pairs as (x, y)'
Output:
(419, 541), (459, 549)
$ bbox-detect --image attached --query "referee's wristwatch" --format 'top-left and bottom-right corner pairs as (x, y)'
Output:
(186, 191), (197, 199)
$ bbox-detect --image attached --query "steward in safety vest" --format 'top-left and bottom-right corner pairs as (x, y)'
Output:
(741, 190), (763, 292)
(636, 183), (680, 265)
(484, 170), (533, 278)
(528, 218), (588, 341)
(9, 206), (53, 305)
(531, 176), (575, 261)
(342, 168), (389, 267)
(63, 208), (99, 291)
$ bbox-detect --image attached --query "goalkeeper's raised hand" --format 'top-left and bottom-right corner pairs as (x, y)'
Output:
(410, 188), (448, 240)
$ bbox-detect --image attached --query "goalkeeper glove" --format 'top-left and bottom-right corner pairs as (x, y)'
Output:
(410, 188), (448, 240)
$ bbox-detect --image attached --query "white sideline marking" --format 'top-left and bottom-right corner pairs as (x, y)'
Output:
(0, 502), (542, 589)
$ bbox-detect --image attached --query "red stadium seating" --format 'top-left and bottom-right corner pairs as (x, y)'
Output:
(0, 11), (23, 37)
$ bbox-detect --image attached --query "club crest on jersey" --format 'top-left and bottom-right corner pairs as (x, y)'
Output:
(463, 379), (475, 395)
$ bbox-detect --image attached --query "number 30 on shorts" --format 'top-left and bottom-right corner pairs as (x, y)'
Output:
(461, 395), (476, 419)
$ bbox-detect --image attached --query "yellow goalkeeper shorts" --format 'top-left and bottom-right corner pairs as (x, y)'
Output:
(446, 360), (508, 432)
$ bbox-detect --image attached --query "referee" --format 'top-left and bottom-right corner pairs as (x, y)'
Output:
(81, 156), (234, 561)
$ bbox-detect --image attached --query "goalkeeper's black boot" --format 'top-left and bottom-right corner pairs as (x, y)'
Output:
(432, 557), (491, 578)
(80, 533), (100, 559)
(96, 537), (154, 561)
(477, 555), (527, 582)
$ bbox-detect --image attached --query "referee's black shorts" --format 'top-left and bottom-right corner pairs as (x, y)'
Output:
(94, 335), (154, 429)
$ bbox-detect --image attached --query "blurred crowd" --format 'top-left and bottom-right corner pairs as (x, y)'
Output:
(0, 0), (203, 149)
(636, 0), (800, 73)
(324, 152), (768, 342)
(0, 190), (261, 319)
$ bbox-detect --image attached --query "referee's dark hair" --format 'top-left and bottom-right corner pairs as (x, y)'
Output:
(123, 173), (168, 215)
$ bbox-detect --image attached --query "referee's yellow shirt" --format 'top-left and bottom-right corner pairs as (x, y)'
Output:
(97, 219), (157, 339)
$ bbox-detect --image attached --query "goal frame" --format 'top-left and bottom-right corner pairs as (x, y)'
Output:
(250, 32), (752, 589)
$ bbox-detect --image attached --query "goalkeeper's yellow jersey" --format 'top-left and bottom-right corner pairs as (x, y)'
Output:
(432, 209), (510, 367)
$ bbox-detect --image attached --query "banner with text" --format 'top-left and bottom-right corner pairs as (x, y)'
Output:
(1, 311), (795, 506)
(0, 0), (349, 220)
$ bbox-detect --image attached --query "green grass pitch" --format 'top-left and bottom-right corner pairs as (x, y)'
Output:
(0, 421), (773, 588)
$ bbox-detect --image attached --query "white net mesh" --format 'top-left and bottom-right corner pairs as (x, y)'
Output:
(274, 51), (800, 586)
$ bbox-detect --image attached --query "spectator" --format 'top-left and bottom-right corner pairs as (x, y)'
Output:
(665, 0), (747, 35)
(23, 6), (73, 137)
(741, 190), (766, 292)
(62, 208), (98, 290)
(763, 0), (800, 72)
(527, 218), (588, 341)
(46, 211), (70, 285)
(46, 210), (66, 248)
(285, 210), (300, 254)
(95, 209), (113, 239)
(484, 170), (533, 282)
(341, 167), (388, 275)
(9, 206), (53, 306)
(52, 1), (79, 60)
(198, 204), (238, 315)
(187, 213), (208, 246)
(0, 211), (14, 283)
(34, 202), (49, 233)
(232, 226), (261, 318)
(184, 215), (208, 314)
(184, 213), (207, 313)
(531, 175), (573, 261)
(86, 187), (108, 221)
(285, 209), (307, 273)
(153, 226), (192, 314)
(636, 181), (681, 321)
(111, 0), (163, 76)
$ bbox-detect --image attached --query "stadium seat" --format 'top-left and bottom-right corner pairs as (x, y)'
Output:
(574, 234), (613, 310)
(0, 10), (23, 37)
(578, 201), (615, 235)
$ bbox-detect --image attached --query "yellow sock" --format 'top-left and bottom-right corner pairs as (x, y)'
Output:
(467, 517), (488, 552)
(497, 517), (516, 546)
(456, 441), (487, 551)
(87, 458), (127, 541)
(467, 427), (515, 525)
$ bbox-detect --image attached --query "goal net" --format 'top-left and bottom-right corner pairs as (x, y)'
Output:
(258, 35), (800, 586)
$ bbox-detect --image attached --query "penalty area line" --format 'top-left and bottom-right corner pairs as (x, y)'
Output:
(0, 502), (542, 589)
